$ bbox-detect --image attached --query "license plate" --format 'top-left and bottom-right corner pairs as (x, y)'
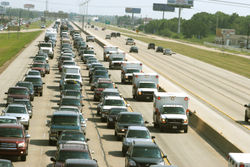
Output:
(146, 97), (150, 99)
(172, 126), (177, 129)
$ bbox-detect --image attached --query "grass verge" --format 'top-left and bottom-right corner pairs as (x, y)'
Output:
(124, 33), (250, 78)
(22, 20), (53, 29)
(0, 31), (42, 67)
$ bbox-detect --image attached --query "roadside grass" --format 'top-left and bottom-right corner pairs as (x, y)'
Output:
(22, 20), (53, 29)
(0, 31), (42, 67)
(124, 34), (250, 78)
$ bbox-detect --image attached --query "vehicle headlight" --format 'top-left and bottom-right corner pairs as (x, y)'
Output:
(138, 91), (141, 95)
(160, 118), (166, 123)
(18, 142), (26, 148)
(157, 161), (165, 165)
(128, 160), (136, 166)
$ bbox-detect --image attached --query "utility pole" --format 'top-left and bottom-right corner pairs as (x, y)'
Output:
(247, 24), (250, 49)
(46, 0), (48, 11)
(177, 7), (182, 33)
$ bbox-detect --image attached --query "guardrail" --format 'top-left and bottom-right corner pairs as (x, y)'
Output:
(71, 21), (242, 162)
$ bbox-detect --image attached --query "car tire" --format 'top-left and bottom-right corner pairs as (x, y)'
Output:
(184, 126), (188, 133)
(40, 92), (43, 96)
(21, 155), (27, 161)
(153, 122), (158, 128)
(49, 139), (54, 146)
(245, 110), (249, 122)
(107, 122), (111, 128)
(25, 125), (29, 130)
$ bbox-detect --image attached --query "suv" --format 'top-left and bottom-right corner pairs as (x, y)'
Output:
(126, 38), (135, 45)
(148, 43), (155, 49)
(0, 124), (30, 161)
(86, 35), (95, 42)
(24, 75), (44, 96)
(100, 88), (121, 102)
(244, 103), (250, 122)
(114, 112), (146, 140)
(5, 87), (30, 105)
(125, 141), (166, 167)
(13, 99), (33, 118)
(15, 81), (34, 101)
(47, 111), (82, 145)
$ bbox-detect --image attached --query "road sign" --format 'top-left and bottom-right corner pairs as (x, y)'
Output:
(24, 4), (35, 9)
(167, 0), (193, 8)
(125, 8), (141, 14)
(0, 6), (6, 15)
(153, 3), (175, 12)
(1, 1), (9, 6)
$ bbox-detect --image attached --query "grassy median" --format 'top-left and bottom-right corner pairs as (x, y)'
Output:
(0, 31), (42, 67)
(124, 34), (250, 78)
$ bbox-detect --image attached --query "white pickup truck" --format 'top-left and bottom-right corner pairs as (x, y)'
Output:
(121, 61), (142, 83)
(153, 92), (189, 133)
(38, 42), (54, 59)
(103, 46), (118, 61)
(132, 73), (159, 101)
(108, 52), (126, 69)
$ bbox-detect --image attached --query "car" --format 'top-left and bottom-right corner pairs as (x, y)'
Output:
(107, 107), (128, 128)
(31, 63), (46, 77)
(60, 73), (83, 87)
(98, 96), (128, 122)
(125, 141), (166, 167)
(156, 46), (164, 52)
(122, 126), (154, 155)
(41, 24), (46, 28)
(61, 90), (83, 100)
(57, 130), (89, 147)
(26, 69), (41, 77)
(0, 159), (14, 166)
(2, 103), (30, 129)
(15, 81), (35, 101)
(86, 35), (95, 42)
(126, 38), (135, 45)
(0, 116), (18, 124)
(244, 103), (250, 122)
(116, 32), (121, 37)
(47, 111), (82, 145)
(50, 142), (91, 167)
(102, 27), (106, 31)
(93, 80), (115, 101)
(24, 75), (44, 96)
(5, 87), (30, 105)
(13, 99), (33, 118)
(38, 42), (54, 59)
(65, 159), (98, 167)
(163, 49), (175, 55)
(0, 124), (30, 161)
(150, 165), (177, 167)
(58, 96), (84, 112)
(89, 64), (105, 77)
(61, 81), (82, 93)
(100, 88), (121, 102)
(148, 43), (155, 49)
(114, 112), (146, 140)
(129, 46), (138, 53)
(90, 70), (110, 86)
(105, 34), (111, 39)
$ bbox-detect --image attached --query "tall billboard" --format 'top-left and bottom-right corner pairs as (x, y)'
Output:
(153, 3), (175, 12)
(125, 8), (141, 14)
(24, 4), (35, 9)
(167, 0), (193, 8)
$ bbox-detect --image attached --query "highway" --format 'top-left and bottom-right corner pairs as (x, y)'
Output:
(0, 22), (228, 167)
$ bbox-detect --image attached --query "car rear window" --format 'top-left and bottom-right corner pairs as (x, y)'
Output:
(0, 127), (23, 138)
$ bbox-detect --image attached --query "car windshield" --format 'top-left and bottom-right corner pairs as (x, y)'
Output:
(139, 83), (156, 88)
(97, 83), (113, 88)
(0, 127), (23, 138)
(52, 115), (78, 126)
(8, 88), (28, 95)
(109, 109), (127, 115)
(16, 83), (32, 90)
(34, 57), (45, 61)
(65, 75), (80, 79)
(61, 99), (81, 106)
(32, 64), (44, 68)
(132, 147), (162, 158)
(60, 132), (85, 141)
(104, 99), (125, 106)
(27, 71), (40, 76)
(24, 77), (42, 84)
(57, 150), (90, 161)
(0, 118), (17, 124)
(119, 115), (143, 124)
(64, 84), (81, 90)
(162, 107), (185, 114)
(40, 43), (51, 47)
(127, 130), (150, 138)
(7, 106), (27, 114)
(103, 92), (119, 97)
(84, 50), (94, 54)
(112, 58), (123, 61)
(126, 69), (140, 73)
(13, 101), (31, 110)
(60, 108), (80, 113)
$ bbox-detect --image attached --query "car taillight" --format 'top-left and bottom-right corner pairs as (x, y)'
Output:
(135, 75), (138, 78)
(157, 96), (161, 100)
(240, 163), (245, 167)
(186, 109), (189, 114)
(184, 97), (188, 101)
(156, 75), (159, 78)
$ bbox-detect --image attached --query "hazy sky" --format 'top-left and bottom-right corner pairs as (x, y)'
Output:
(3, 0), (250, 19)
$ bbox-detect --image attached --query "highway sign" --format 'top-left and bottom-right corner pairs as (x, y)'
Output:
(153, 3), (175, 12)
(1, 1), (9, 6)
(125, 7), (141, 14)
(24, 4), (35, 9)
(167, 0), (193, 8)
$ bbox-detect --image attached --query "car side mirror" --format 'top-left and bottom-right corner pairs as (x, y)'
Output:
(244, 104), (248, 107)
(162, 155), (167, 158)
(151, 136), (155, 139)
(43, 82), (45, 85)
(4, 92), (7, 94)
(25, 134), (31, 138)
(50, 157), (56, 162)
(86, 138), (90, 142)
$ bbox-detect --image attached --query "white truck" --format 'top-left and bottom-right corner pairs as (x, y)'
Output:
(103, 46), (118, 61)
(108, 52), (126, 69)
(38, 42), (54, 59)
(132, 73), (159, 101)
(121, 61), (142, 83)
(228, 153), (250, 167)
(153, 92), (189, 133)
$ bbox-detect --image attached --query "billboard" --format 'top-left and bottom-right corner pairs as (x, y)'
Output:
(153, 3), (175, 12)
(167, 0), (193, 8)
(216, 28), (235, 37)
(24, 4), (35, 9)
(0, 6), (6, 15)
(1, 1), (9, 6)
(125, 7), (141, 14)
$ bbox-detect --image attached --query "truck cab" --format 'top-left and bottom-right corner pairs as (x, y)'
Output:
(132, 73), (159, 101)
(228, 153), (250, 167)
(153, 92), (189, 133)
(121, 61), (142, 83)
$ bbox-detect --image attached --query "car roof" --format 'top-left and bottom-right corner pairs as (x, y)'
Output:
(59, 142), (88, 151)
(25, 75), (42, 78)
(65, 159), (97, 166)
(16, 81), (32, 84)
(9, 86), (28, 90)
(62, 96), (80, 100)
(0, 159), (12, 163)
(0, 123), (23, 128)
(128, 126), (149, 131)
(53, 111), (79, 116)
(104, 96), (123, 100)
(132, 141), (157, 147)
(103, 88), (119, 93)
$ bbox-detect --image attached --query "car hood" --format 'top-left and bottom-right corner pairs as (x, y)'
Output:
(51, 125), (81, 131)
(5, 113), (29, 118)
(0, 137), (25, 142)
(161, 114), (187, 120)
(131, 157), (162, 164)
(40, 47), (52, 51)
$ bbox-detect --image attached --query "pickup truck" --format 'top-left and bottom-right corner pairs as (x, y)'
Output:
(38, 42), (54, 59)
(121, 61), (142, 83)
(109, 52), (126, 69)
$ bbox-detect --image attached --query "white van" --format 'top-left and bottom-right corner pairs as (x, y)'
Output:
(228, 153), (250, 167)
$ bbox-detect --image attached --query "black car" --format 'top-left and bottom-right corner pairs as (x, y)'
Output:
(148, 43), (155, 49)
(156, 46), (164, 52)
(116, 32), (121, 37)
(125, 141), (166, 167)
(107, 108), (128, 128)
(15, 81), (34, 101)
(114, 112), (146, 140)
(129, 46), (138, 53)
(24, 76), (44, 96)
(111, 32), (117, 37)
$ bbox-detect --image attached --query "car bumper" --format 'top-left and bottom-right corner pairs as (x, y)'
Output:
(0, 148), (28, 156)
(161, 123), (188, 130)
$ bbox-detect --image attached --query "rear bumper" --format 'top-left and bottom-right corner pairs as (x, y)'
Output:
(0, 148), (27, 156)
(160, 123), (188, 130)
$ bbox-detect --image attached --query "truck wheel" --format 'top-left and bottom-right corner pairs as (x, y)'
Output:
(21, 155), (27, 161)
(121, 78), (125, 83)
(184, 126), (188, 133)
(40, 92), (43, 96)
(245, 110), (249, 122)
(25, 125), (29, 130)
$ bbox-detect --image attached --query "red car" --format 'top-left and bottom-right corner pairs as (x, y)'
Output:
(31, 63), (46, 77)
(94, 80), (115, 101)
(0, 124), (30, 161)
(5, 87), (30, 105)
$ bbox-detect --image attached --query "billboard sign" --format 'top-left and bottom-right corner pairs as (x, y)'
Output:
(153, 3), (175, 12)
(167, 0), (193, 8)
(1, 1), (9, 6)
(125, 7), (141, 14)
(0, 6), (6, 15)
(24, 4), (35, 9)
